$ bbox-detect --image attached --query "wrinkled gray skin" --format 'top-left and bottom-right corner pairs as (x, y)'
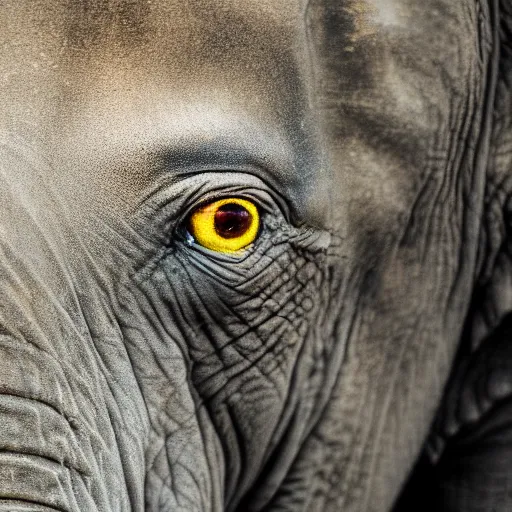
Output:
(0, 1), (511, 511)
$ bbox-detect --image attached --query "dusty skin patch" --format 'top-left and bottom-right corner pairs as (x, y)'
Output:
(343, 0), (402, 47)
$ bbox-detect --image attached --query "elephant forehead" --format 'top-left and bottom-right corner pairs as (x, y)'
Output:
(0, 0), (487, 232)
(56, 0), (304, 76)
(0, 0), (328, 225)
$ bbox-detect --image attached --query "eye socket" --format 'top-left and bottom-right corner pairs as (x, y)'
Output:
(187, 198), (260, 253)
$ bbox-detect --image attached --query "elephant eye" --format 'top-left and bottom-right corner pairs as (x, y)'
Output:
(187, 198), (260, 253)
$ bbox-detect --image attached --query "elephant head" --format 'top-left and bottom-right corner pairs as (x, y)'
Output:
(0, 1), (511, 511)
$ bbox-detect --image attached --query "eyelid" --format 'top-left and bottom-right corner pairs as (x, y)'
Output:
(132, 170), (290, 252)
(136, 166), (291, 223)
(176, 188), (276, 229)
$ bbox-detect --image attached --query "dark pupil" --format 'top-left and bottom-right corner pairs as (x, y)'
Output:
(214, 203), (252, 239)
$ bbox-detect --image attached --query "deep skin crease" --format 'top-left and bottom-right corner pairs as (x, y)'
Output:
(0, 0), (511, 511)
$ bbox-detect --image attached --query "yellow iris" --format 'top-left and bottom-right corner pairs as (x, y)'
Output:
(188, 198), (260, 253)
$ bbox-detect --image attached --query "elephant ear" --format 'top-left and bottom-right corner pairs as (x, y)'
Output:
(395, 3), (512, 511)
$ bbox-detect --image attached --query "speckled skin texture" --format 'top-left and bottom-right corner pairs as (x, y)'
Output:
(0, 1), (511, 511)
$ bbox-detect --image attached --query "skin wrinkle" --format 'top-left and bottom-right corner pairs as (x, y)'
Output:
(240, 325), (323, 508)
(0, 264), (107, 439)
(191, 283), (301, 379)
(464, 0), (510, 344)
(239, 286), (348, 505)
(360, 326), (410, 512)
(417, 318), (512, 509)
(203, 320), (293, 404)
(119, 273), (220, 511)
(0, 400), (87, 474)
(144, 213), (328, 508)
(0, 146), (149, 508)
(0, 500), (68, 512)
(445, 1), (496, 311)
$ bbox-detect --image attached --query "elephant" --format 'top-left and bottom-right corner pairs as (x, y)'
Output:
(0, 0), (511, 510)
